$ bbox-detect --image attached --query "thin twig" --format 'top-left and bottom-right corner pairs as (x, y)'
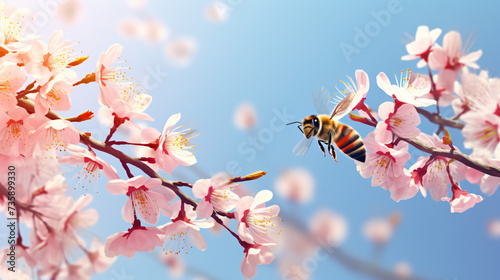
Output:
(416, 108), (465, 130)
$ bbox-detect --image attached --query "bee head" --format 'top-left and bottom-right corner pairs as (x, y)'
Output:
(302, 115), (320, 138)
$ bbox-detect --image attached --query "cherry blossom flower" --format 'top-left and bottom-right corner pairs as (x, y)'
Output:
(480, 175), (500, 196)
(241, 244), (275, 280)
(160, 201), (214, 254)
(428, 31), (482, 94)
(428, 30), (482, 71)
(0, 107), (34, 156)
(409, 133), (467, 201)
(357, 132), (411, 189)
(96, 43), (127, 107)
(164, 37), (198, 67)
(29, 119), (80, 159)
(106, 175), (176, 225)
(52, 257), (92, 280)
(377, 70), (434, 107)
(35, 74), (73, 116)
(0, 63), (27, 111)
(461, 112), (500, 158)
(192, 173), (240, 218)
(206, 2), (229, 22)
(234, 190), (282, 245)
(274, 168), (314, 204)
(402, 25), (442, 67)
(333, 69), (370, 113)
(309, 209), (347, 247)
(452, 68), (499, 115)
(141, 113), (197, 175)
(363, 217), (394, 245)
(0, 8), (36, 59)
(104, 220), (166, 258)
(389, 170), (419, 202)
(375, 101), (421, 144)
(85, 239), (116, 273)
(59, 144), (119, 192)
(487, 219), (500, 238)
(30, 195), (97, 268)
(25, 30), (77, 85)
(234, 102), (258, 131)
(441, 184), (483, 213)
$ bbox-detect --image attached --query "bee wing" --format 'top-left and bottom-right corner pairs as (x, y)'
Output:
(293, 137), (314, 156)
(330, 91), (363, 120)
(312, 87), (333, 115)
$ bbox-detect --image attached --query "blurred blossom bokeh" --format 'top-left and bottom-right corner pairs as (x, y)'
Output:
(2, 0), (500, 280)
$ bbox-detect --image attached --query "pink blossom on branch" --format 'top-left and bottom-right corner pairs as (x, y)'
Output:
(241, 244), (275, 280)
(401, 25), (442, 68)
(377, 70), (434, 107)
(59, 144), (119, 191)
(0, 63), (27, 111)
(25, 30), (78, 85)
(141, 113), (197, 175)
(357, 132), (411, 190)
(409, 133), (466, 201)
(374, 101), (421, 144)
(234, 190), (282, 245)
(0, 106), (34, 156)
(192, 173), (240, 218)
(29, 119), (80, 159)
(441, 184), (483, 213)
(160, 201), (214, 253)
(34, 74), (74, 116)
(461, 112), (500, 158)
(104, 220), (166, 258)
(106, 175), (176, 225)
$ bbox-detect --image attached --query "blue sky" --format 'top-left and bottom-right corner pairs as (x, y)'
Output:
(7, 0), (500, 279)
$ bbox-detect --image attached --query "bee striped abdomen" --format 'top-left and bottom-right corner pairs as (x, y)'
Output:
(335, 124), (366, 163)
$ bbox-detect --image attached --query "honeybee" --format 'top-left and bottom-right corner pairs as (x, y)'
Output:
(289, 87), (366, 163)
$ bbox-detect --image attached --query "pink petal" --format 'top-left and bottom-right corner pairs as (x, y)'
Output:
(162, 113), (181, 135)
(189, 228), (207, 251)
(192, 179), (211, 198)
(443, 31), (461, 58)
(121, 198), (134, 223)
(376, 72), (392, 94)
(196, 199), (213, 219)
(250, 190), (273, 210)
(106, 179), (128, 195)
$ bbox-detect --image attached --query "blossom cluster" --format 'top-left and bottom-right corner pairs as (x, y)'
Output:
(0, 5), (281, 280)
(345, 26), (497, 213)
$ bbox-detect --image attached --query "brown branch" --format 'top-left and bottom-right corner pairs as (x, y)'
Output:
(400, 137), (500, 177)
(416, 108), (464, 130)
(16, 98), (242, 245)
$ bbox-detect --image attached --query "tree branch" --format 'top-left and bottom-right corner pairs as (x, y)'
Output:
(416, 108), (464, 130)
(400, 137), (500, 177)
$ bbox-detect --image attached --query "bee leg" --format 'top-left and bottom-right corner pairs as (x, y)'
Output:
(328, 131), (338, 163)
(318, 140), (326, 157)
(297, 125), (303, 134)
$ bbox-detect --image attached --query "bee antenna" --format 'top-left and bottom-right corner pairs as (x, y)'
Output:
(286, 121), (301, 125)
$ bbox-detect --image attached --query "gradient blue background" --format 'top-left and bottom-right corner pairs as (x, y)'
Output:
(7, 0), (500, 279)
